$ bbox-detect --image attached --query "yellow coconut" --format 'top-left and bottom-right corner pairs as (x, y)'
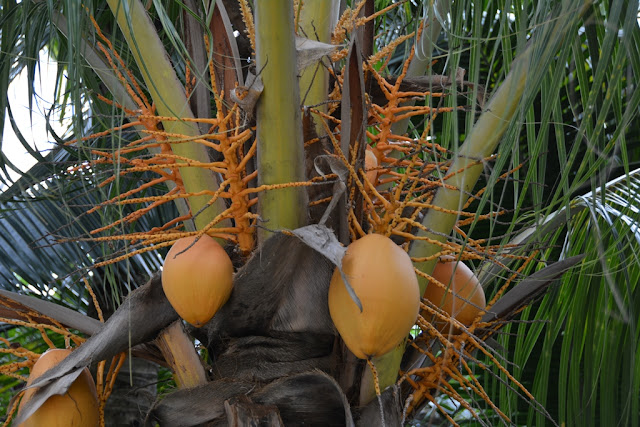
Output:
(364, 148), (378, 185)
(18, 348), (99, 427)
(423, 257), (486, 334)
(162, 235), (234, 327)
(328, 234), (420, 359)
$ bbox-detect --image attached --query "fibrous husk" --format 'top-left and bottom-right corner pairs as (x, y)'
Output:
(200, 231), (336, 340)
(211, 332), (335, 383)
(197, 230), (339, 381)
(146, 371), (354, 427)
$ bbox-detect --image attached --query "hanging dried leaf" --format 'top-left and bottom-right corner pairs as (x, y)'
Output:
(349, 40), (368, 225)
(254, 371), (354, 426)
(337, 39), (366, 242)
(481, 254), (586, 324)
(356, 384), (401, 426)
(295, 36), (338, 72)
(224, 395), (284, 426)
(145, 380), (255, 426)
(289, 224), (364, 312)
(0, 289), (102, 335)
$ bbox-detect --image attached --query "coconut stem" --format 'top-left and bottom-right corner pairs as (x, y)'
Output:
(254, 0), (308, 244)
(367, 358), (386, 427)
(155, 321), (208, 388)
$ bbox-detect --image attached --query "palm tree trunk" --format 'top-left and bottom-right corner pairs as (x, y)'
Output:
(103, 357), (158, 426)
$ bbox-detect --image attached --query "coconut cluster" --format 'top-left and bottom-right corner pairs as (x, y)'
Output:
(328, 235), (486, 360)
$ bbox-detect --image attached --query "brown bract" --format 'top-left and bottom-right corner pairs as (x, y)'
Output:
(18, 348), (99, 427)
(328, 234), (420, 359)
(162, 235), (234, 327)
(423, 258), (486, 334)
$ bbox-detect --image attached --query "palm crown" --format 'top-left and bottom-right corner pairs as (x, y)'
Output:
(0, 1), (639, 426)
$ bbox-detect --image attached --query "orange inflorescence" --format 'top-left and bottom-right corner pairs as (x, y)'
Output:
(312, 40), (482, 247)
(60, 11), (267, 261)
(237, 0), (255, 54)
(96, 352), (126, 426)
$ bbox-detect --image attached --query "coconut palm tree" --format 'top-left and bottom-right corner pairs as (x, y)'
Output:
(0, 0), (638, 425)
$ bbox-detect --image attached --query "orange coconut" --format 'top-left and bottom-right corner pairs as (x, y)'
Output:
(364, 148), (378, 184)
(423, 257), (485, 334)
(162, 235), (234, 327)
(18, 348), (99, 427)
(328, 234), (420, 359)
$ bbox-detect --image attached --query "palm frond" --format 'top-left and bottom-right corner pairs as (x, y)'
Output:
(410, 1), (640, 425)
(480, 173), (640, 427)
(0, 153), (172, 312)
